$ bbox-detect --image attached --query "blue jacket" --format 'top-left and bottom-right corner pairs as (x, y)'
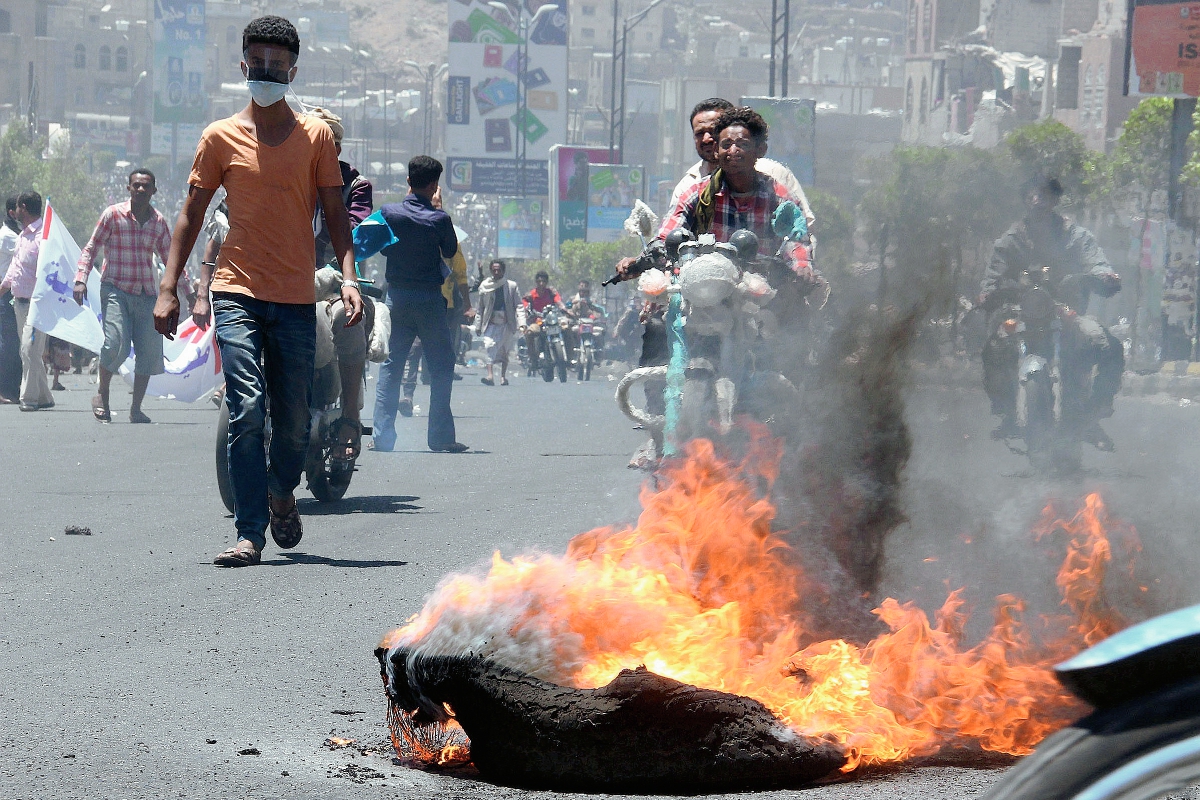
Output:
(380, 193), (458, 290)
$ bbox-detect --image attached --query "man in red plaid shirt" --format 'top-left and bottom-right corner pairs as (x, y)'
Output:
(657, 107), (803, 254)
(74, 168), (173, 423)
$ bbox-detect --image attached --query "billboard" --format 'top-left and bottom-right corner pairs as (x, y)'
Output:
(1125, 0), (1200, 97)
(445, 0), (569, 195)
(497, 197), (544, 259)
(548, 146), (614, 257)
(740, 97), (817, 185)
(153, 0), (206, 125)
(586, 165), (643, 243)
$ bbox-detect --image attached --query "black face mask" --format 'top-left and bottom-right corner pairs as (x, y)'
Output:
(246, 66), (290, 84)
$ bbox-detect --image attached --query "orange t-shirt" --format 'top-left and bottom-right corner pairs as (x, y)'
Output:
(189, 114), (343, 304)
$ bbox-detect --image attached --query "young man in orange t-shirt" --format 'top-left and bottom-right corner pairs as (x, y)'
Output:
(154, 15), (362, 567)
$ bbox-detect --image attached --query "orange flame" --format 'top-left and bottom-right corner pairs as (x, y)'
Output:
(384, 439), (1132, 772)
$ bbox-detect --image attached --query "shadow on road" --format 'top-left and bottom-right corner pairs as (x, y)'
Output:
(264, 552), (410, 568)
(297, 495), (422, 515)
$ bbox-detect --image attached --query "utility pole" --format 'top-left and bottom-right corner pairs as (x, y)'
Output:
(769, 0), (790, 97)
(609, 0), (666, 163)
(608, 0), (619, 162)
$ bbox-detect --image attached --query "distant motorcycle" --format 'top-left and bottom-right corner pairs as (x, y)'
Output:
(981, 601), (1200, 800)
(572, 313), (605, 381)
(989, 267), (1117, 472)
(526, 305), (569, 383)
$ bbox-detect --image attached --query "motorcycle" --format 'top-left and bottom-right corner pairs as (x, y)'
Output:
(572, 311), (606, 381)
(536, 304), (570, 383)
(990, 268), (1115, 473)
(981, 601), (1200, 800)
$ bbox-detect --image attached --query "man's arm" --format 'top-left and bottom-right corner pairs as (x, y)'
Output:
(73, 209), (111, 305)
(155, 185), (216, 338)
(191, 236), (221, 329)
(1071, 224), (1121, 296)
(979, 231), (1022, 309)
(317, 184), (364, 328)
(438, 214), (459, 260)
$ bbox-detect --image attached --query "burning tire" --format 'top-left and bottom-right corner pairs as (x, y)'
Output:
(981, 676), (1200, 800)
(377, 648), (846, 792)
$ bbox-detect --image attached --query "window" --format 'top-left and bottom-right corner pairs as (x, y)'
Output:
(98, 45), (111, 70)
(74, 43), (86, 69)
(226, 25), (237, 47)
(919, 76), (928, 124)
(35, 2), (48, 37)
(905, 76), (913, 122)
(581, 27), (595, 39)
(582, 4), (596, 15)
(1094, 65), (1107, 128)
(115, 46), (127, 72)
(739, 45), (749, 58)
(0, 8), (11, 35)
(1057, 45), (1081, 109)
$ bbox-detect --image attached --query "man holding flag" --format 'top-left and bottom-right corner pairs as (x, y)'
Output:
(75, 168), (173, 424)
(0, 192), (52, 412)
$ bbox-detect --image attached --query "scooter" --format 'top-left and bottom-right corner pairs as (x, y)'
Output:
(982, 602), (1200, 800)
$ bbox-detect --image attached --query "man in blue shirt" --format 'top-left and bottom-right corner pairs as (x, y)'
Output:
(372, 156), (467, 452)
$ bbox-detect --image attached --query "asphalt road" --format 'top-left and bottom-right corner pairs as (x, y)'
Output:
(2, 363), (1198, 800)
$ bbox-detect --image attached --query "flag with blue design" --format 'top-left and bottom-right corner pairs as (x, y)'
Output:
(119, 317), (222, 403)
(29, 203), (103, 352)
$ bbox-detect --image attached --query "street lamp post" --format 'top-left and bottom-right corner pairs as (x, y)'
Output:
(404, 60), (448, 155)
(489, 2), (558, 196)
(608, 0), (666, 164)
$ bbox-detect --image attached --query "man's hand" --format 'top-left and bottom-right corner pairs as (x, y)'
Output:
(154, 289), (181, 339)
(73, 281), (87, 305)
(340, 285), (364, 327)
(191, 294), (211, 330)
(464, 307), (477, 321)
(614, 256), (638, 279)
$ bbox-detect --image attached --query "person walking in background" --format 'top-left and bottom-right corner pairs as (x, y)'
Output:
(0, 197), (21, 403)
(0, 191), (53, 412)
(474, 259), (522, 386)
(372, 155), (467, 453)
(153, 15), (362, 567)
(74, 168), (174, 424)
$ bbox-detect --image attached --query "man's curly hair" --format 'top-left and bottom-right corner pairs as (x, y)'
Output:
(714, 107), (769, 144)
(243, 15), (300, 58)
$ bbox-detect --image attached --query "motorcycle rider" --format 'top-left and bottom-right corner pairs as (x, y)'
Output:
(669, 97), (815, 231)
(521, 270), (565, 371)
(565, 279), (602, 362)
(979, 176), (1123, 445)
(310, 108), (374, 465)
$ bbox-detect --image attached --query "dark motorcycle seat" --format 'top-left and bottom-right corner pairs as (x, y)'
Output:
(1056, 603), (1200, 709)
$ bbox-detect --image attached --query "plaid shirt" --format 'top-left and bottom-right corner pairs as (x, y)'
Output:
(2, 218), (43, 299)
(657, 172), (800, 254)
(76, 201), (173, 295)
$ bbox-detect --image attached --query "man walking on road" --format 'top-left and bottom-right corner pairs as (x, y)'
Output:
(0, 191), (53, 412)
(153, 15), (362, 567)
(372, 155), (467, 453)
(0, 197), (21, 403)
(75, 168), (173, 424)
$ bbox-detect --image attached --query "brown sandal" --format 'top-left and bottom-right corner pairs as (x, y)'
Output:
(213, 540), (261, 567)
(330, 417), (362, 465)
(269, 496), (303, 549)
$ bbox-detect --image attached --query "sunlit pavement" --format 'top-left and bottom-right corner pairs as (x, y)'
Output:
(2, 365), (1196, 799)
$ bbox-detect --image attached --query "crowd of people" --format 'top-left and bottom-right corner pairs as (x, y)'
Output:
(2, 12), (1124, 573)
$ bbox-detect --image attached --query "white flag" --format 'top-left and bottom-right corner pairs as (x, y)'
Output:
(120, 316), (223, 403)
(29, 203), (103, 353)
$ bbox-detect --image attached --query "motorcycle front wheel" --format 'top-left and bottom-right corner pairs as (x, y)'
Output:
(981, 677), (1200, 800)
(1023, 370), (1056, 472)
(555, 342), (568, 383)
(541, 341), (555, 382)
(216, 403), (234, 514)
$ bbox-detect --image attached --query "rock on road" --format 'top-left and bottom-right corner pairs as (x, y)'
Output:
(2, 365), (1199, 800)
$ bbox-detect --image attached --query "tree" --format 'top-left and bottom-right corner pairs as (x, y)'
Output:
(0, 125), (107, 242)
(557, 238), (640, 289)
(1004, 118), (1101, 204)
(1110, 98), (1174, 364)
(806, 188), (853, 287)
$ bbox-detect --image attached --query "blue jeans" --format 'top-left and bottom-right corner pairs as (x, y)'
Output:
(373, 287), (456, 450)
(213, 293), (316, 549)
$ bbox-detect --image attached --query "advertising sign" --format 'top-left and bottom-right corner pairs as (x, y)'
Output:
(549, 146), (614, 257)
(586, 165), (643, 243)
(445, 0), (569, 194)
(497, 197), (544, 259)
(1125, 0), (1200, 97)
(153, 0), (206, 125)
(740, 97), (817, 185)
(446, 157), (550, 194)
